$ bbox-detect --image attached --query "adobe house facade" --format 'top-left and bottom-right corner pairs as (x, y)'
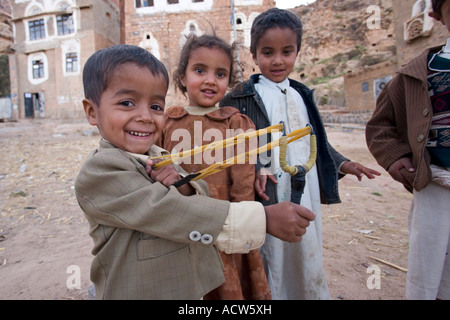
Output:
(344, 61), (396, 112)
(8, 0), (274, 120)
(120, 0), (275, 106)
(344, 0), (449, 112)
(392, 0), (448, 65)
(8, 0), (120, 120)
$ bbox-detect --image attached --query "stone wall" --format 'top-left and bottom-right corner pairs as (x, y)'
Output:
(320, 109), (373, 126)
(122, 0), (275, 106)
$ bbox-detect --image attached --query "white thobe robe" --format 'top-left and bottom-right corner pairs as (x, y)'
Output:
(255, 76), (330, 300)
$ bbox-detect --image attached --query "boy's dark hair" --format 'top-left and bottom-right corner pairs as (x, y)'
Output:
(250, 8), (303, 56)
(83, 44), (169, 106)
(174, 34), (238, 95)
(431, 0), (445, 15)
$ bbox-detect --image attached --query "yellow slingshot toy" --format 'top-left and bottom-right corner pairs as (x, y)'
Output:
(279, 122), (317, 204)
(132, 122), (317, 202)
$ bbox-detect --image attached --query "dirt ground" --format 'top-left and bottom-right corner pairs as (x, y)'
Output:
(0, 119), (412, 300)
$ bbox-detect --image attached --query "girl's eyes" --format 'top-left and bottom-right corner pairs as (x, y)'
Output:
(195, 67), (205, 74)
(194, 67), (227, 78)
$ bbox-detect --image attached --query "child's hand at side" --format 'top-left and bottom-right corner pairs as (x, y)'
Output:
(255, 168), (278, 201)
(147, 160), (195, 196)
(340, 161), (381, 181)
(387, 157), (415, 188)
(264, 201), (316, 243)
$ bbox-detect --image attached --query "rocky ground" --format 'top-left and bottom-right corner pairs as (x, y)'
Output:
(0, 118), (411, 300)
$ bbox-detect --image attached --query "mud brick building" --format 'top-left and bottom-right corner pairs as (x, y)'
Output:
(344, 0), (449, 112)
(8, 0), (120, 120)
(6, 0), (274, 120)
(120, 0), (274, 106)
(392, 0), (448, 65)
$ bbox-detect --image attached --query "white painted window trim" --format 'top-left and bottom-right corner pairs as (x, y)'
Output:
(28, 52), (49, 85)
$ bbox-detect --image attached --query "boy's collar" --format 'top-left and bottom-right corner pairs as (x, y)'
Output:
(100, 138), (168, 159)
(258, 75), (290, 92)
(437, 38), (450, 60)
(443, 38), (450, 53)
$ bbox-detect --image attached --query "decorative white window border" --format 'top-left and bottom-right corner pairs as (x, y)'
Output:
(230, 11), (260, 48)
(61, 39), (80, 77)
(234, 0), (263, 6)
(135, 0), (213, 14)
(22, 0), (78, 43)
(139, 31), (161, 60)
(404, 0), (434, 42)
(28, 51), (48, 85)
(180, 20), (203, 48)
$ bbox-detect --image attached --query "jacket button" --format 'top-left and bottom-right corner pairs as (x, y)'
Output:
(189, 231), (201, 242)
(417, 134), (425, 143)
(200, 234), (214, 245)
(423, 109), (429, 117)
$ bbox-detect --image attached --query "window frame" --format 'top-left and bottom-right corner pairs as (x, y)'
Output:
(56, 13), (75, 36)
(28, 18), (46, 41)
(32, 60), (45, 79)
(135, 0), (154, 7)
(65, 52), (78, 73)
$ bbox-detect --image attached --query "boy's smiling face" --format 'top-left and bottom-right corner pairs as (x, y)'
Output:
(83, 62), (168, 154)
(252, 26), (299, 83)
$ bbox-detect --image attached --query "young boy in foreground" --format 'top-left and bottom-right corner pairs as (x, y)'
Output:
(75, 44), (315, 300)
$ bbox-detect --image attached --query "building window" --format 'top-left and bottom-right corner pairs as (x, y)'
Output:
(57, 14), (74, 36)
(362, 82), (369, 92)
(167, 0), (179, 4)
(135, 0), (154, 7)
(65, 52), (78, 73)
(32, 60), (44, 79)
(29, 19), (45, 41)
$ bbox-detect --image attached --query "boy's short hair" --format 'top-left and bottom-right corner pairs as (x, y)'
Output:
(83, 44), (169, 106)
(432, 0), (446, 15)
(250, 8), (303, 56)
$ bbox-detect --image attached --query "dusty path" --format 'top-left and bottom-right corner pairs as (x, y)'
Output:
(0, 119), (411, 300)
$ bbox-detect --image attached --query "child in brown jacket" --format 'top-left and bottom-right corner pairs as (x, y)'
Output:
(161, 35), (271, 300)
(366, 0), (450, 300)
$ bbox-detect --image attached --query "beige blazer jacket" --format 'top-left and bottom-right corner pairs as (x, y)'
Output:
(75, 140), (231, 299)
(366, 46), (442, 192)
